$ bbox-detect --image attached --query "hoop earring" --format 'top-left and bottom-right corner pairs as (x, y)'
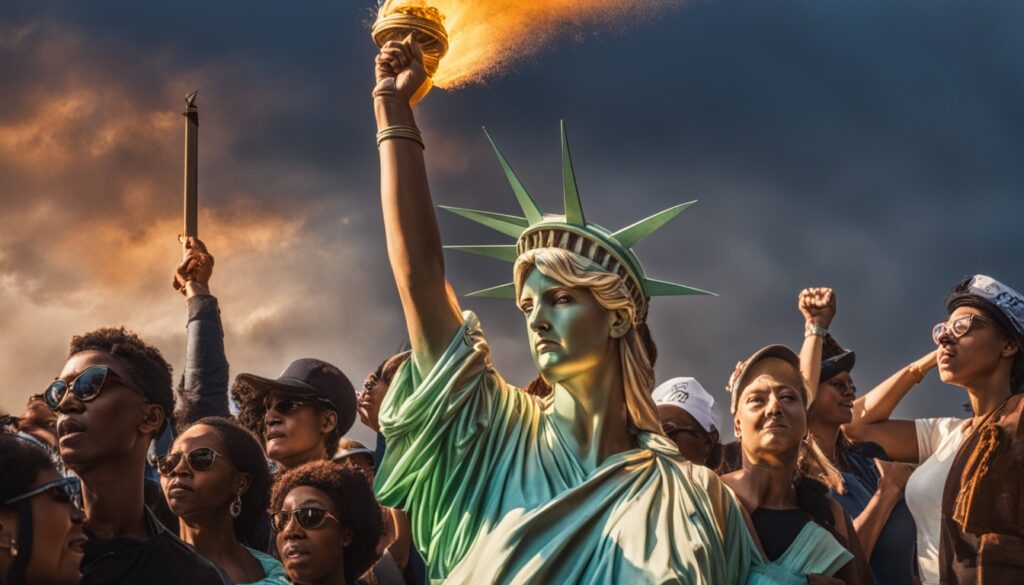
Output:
(230, 494), (242, 518)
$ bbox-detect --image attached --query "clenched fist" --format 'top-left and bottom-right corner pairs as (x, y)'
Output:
(172, 236), (214, 298)
(798, 287), (836, 329)
(373, 36), (429, 105)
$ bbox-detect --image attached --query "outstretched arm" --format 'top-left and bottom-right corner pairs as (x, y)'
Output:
(173, 237), (230, 424)
(842, 350), (937, 462)
(374, 39), (462, 373)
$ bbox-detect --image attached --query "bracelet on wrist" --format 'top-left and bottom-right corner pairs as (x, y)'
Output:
(805, 323), (828, 338)
(376, 125), (424, 150)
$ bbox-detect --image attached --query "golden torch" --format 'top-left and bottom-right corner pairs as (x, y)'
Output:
(371, 0), (449, 103)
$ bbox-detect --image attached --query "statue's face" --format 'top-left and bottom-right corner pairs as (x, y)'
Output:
(518, 267), (622, 385)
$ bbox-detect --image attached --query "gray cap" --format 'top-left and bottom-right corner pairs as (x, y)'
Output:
(726, 344), (801, 413)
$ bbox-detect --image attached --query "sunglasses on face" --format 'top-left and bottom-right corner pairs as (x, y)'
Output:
(363, 373), (380, 393)
(152, 446), (234, 476)
(932, 314), (991, 345)
(661, 422), (710, 444)
(44, 365), (142, 411)
(3, 476), (82, 509)
(263, 395), (332, 416)
(270, 506), (341, 532)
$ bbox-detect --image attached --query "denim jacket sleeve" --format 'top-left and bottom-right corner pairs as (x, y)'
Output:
(177, 294), (230, 424)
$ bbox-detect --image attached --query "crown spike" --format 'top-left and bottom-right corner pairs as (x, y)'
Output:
(613, 201), (697, 248)
(444, 245), (518, 263)
(560, 120), (586, 226)
(439, 206), (528, 238)
(483, 128), (544, 225)
(466, 282), (518, 299)
(644, 278), (717, 297)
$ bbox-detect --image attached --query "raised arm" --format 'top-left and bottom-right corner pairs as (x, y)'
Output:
(172, 237), (230, 424)
(842, 350), (938, 462)
(373, 39), (462, 373)
(797, 287), (836, 404)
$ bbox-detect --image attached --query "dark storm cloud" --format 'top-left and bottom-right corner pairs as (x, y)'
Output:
(1, 0), (1022, 434)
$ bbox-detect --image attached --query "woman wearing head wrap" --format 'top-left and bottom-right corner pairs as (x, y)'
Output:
(370, 37), (753, 584)
(652, 377), (723, 468)
(843, 274), (1024, 583)
(0, 433), (86, 585)
(796, 288), (917, 585)
(722, 345), (873, 585)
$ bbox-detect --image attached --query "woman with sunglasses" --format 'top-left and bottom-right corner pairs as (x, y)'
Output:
(157, 416), (288, 584)
(0, 432), (87, 585)
(651, 377), (723, 468)
(271, 461), (383, 585)
(48, 327), (231, 585)
(357, 351), (411, 437)
(171, 237), (357, 474)
(722, 345), (872, 585)
(843, 274), (1024, 583)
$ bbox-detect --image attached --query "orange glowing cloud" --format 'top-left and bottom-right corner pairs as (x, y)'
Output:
(382, 0), (687, 88)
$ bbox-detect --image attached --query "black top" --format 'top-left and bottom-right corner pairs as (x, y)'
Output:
(751, 507), (811, 562)
(81, 506), (232, 585)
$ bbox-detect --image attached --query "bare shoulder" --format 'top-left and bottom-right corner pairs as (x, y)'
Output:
(719, 469), (743, 491)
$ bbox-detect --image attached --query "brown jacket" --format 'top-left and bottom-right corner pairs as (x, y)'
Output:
(941, 393), (1024, 584)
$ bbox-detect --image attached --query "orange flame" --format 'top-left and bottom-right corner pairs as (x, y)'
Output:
(418, 0), (686, 89)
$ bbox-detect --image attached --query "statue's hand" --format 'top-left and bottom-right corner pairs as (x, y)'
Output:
(374, 37), (428, 104)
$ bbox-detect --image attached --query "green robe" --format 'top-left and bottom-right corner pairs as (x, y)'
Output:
(745, 522), (853, 584)
(376, 312), (752, 584)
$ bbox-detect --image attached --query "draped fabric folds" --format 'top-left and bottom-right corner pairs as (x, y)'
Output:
(375, 312), (753, 584)
(745, 522), (853, 584)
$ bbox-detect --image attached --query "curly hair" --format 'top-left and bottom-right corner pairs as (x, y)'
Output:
(270, 461), (383, 584)
(69, 327), (174, 433)
(184, 417), (272, 548)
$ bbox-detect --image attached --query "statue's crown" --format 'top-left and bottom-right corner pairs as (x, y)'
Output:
(443, 121), (714, 323)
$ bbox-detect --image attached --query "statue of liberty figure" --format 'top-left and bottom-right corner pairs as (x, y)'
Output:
(370, 37), (754, 584)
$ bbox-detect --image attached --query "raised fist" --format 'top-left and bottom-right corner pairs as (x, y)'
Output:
(798, 287), (836, 329)
(373, 37), (429, 105)
(172, 236), (215, 298)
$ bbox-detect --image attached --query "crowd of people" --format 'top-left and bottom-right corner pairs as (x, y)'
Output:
(1, 38), (1023, 585)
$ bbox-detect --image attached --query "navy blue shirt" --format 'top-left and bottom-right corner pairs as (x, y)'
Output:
(832, 442), (916, 585)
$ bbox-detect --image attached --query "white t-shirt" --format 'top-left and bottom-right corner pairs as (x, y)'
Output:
(904, 417), (966, 585)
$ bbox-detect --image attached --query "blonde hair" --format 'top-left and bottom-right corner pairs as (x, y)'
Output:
(513, 248), (661, 434)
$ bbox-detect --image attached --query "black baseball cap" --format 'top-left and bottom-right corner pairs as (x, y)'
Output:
(236, 358), (357, 437)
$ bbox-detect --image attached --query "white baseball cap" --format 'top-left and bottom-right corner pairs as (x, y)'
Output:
(652, 376), (723, 434)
